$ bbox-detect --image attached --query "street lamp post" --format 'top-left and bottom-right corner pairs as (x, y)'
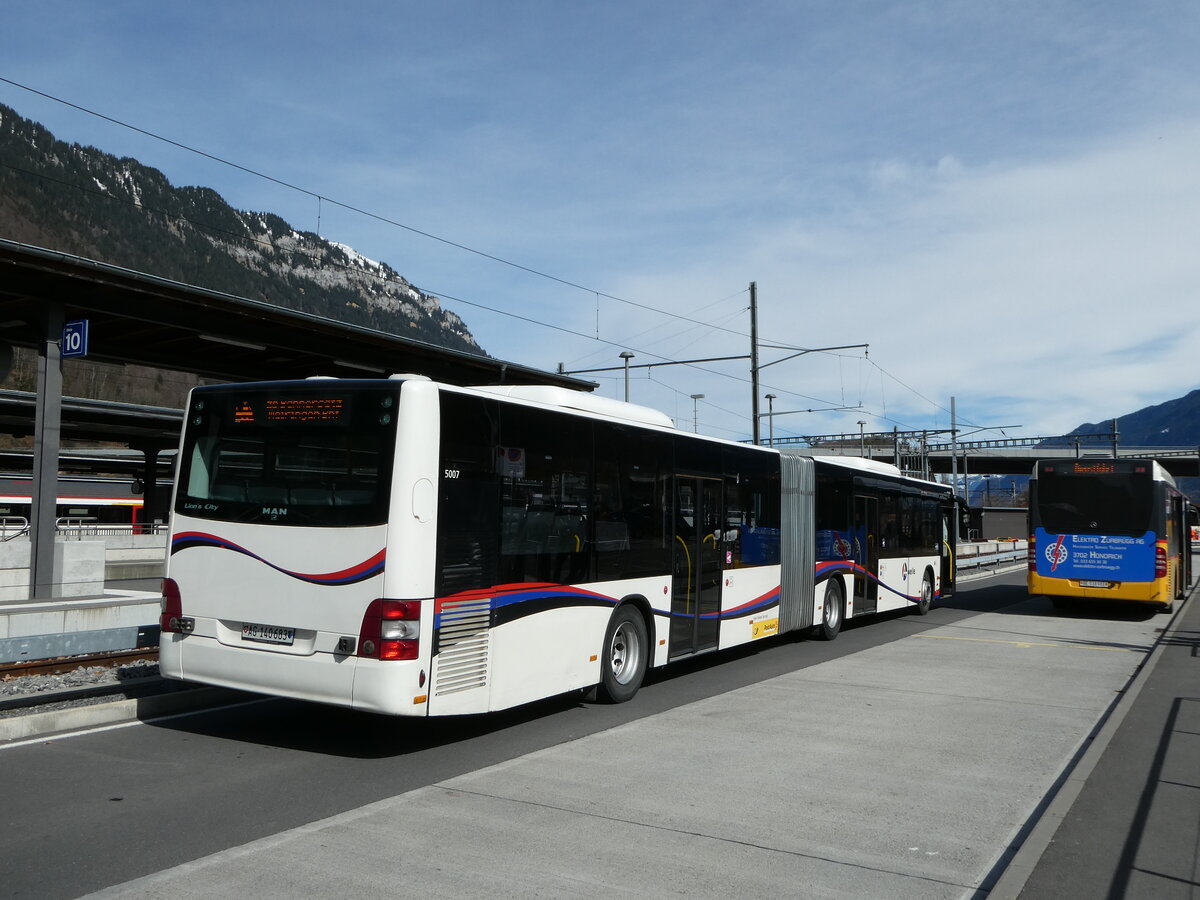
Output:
(765, 394), (777, 445)
(690, 394), (705, 433)
(619, 351), (634, 402)
(858, 420), (866, 457)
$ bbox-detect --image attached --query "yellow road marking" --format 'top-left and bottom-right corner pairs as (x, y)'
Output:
(917, 633), (1138, 653)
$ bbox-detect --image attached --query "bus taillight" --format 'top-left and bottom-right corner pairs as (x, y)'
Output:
(358, 599), (420, 660)
(1027, 536), (1036, 571)
(1155, 546), (1167, 578)
(159, 578), (194, 634)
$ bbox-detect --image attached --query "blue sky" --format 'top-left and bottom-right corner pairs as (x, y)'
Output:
(4, 1), (1200, 446)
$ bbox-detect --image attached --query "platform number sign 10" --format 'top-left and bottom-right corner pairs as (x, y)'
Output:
(62, 319), (89, 358)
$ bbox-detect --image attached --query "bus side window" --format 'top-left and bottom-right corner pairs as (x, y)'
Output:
(594, 423), (668, 580)
(496, 405), (592, 585)
(436, 393), (501, 595)
(518, 505), (556, 554)
(727, 471), (781, 568)
(594, 519), (630, 552)
(879, 494), (898, 552)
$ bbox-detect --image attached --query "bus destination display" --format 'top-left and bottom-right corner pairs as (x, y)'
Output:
(1045, 460), (1145, 477)
(232, 396), (350, 426)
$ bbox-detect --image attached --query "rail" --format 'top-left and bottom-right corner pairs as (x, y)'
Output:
(0, 647), (158, 680)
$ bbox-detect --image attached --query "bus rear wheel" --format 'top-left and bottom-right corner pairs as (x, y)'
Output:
(914, 571), (933, 615)
(814, 580), (843, 641)
(598, 605), (648, 703)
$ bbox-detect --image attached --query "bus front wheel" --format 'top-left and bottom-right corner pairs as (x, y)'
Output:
(598, 605), (648, 703)
(814, 580), (843, 641)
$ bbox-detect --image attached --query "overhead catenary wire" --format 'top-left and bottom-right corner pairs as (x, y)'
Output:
(2, 153), (882, 418)
(0, 85), (785, 400)
(2, 75), (940, 394)
(0, 158), (675, 353)
(0, 76), (757, 340)
(0, 77), (958, 435)
(568, 289), (749, 371)
(8, 147), (947, 433)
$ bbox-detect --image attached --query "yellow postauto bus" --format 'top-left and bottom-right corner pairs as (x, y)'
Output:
(1028, 458), (1192, 611)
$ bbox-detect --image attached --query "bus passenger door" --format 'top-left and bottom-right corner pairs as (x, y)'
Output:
(1171, 495), (1188, 596)
(940, 508), (956, 597)
(853, 495), (878, 615)
(670, 477), (722, 658)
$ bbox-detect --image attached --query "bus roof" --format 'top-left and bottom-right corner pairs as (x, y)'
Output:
(807, 454), (906, 477)
(468, 384), (678, 429)
(786, 452), (952, 490)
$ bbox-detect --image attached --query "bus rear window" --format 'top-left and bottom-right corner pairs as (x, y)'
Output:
(1036, 470), (1153, 536)
(175, 385), (399, 527)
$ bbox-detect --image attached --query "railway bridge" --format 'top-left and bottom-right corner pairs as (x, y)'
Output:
(770, 430), (1200, 478)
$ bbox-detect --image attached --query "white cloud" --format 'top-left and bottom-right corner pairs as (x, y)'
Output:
(749, 120), (1200, 436)
(555, 118), (1200, 442)
(5, 0), (1200, 452)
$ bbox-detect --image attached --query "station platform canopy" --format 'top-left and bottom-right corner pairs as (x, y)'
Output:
(0, 238), (594, 597)
(0, 239), (591, 389)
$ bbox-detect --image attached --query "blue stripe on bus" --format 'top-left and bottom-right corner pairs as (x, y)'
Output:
(432, 560), (940, 630)
(170, 531), (385, 585)
(437, 584), (625, 629)
(816, 559), (941, 601)
(699, 586), (781, 620)
(435, 583), (786, 626)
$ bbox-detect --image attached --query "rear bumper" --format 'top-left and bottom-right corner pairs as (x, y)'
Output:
(1027, 572), (1168, 604)
(160, 632), (429, 715)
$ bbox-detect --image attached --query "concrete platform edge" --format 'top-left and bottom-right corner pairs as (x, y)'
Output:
(982, 589), (1193, 899)
(0, 685), (251, 743)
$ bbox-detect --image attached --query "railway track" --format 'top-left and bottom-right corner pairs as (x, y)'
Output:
(0, 648), (159, 680)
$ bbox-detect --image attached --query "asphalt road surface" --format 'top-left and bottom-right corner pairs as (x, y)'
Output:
(0, 571), (1162, 899)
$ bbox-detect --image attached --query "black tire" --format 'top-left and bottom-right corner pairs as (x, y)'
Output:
(814, 579), (843, 641)
(597, 605), (649, 703)
(914, 570), (933, 616)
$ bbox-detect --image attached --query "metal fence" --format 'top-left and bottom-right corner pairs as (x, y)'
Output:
(55, 517), (168, 538)
(957, 540), (1027, 576)
(0, 516), (167, 541)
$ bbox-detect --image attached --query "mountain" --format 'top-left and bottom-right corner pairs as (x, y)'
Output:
(968, 391), (1200, 507)
(1056, 390), (1200, 503)
(0, 102), (483, 357)
(1062, 389), (1200, 448)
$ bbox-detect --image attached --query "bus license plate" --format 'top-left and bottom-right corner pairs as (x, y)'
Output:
(1078, 580), (1112, 589)
(241, 622), (295, 645)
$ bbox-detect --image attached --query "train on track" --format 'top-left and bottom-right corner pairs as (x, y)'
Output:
(0, 475), (150, 534)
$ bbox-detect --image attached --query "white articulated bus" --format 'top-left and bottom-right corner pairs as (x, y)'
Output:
(160, 376), (955, 716)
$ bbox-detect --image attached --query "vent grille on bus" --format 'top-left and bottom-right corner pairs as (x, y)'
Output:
(433, 596), (491, 695)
